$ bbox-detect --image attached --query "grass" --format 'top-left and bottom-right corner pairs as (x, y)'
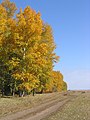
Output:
(43, 92), (90, 120)
(0, 91), (90, 120)
(0, 92), (61, 117)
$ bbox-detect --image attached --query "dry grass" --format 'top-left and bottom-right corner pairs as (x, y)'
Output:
(0, 92), (62, 117)
(0, 91), (90, 120)
(43, 91), (90, 120)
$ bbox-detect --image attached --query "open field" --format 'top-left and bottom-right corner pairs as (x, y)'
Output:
(43, 90), (90, 120)
(0, 90), (90, 120)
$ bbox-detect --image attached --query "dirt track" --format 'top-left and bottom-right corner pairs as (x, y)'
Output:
(0, 90), (90, 120)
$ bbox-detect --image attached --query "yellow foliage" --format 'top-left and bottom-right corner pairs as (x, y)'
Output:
(45, 71), (65, 92)
(1, 0), (17, 18)
(0, 1), (67, 94)
(0, 5), (7, 44)
(13, 72), (40, 91)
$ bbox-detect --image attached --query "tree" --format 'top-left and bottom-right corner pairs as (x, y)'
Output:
(45, 71), (67, 92)
(0, 0), (67, 96)
(62, 81), (67, 91)
(1, 0), (17, 18)
(0, 1), (17, 96)
(12, 6), (43, 95)
(34, 24), (59, 92)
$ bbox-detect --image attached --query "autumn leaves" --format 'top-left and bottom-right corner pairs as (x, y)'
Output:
(0, 0), (67, 97)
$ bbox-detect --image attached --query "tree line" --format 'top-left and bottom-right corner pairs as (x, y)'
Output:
(0, 0), (67, 97)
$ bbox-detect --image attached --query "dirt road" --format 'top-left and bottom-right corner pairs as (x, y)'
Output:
(0, 91), (90, 120)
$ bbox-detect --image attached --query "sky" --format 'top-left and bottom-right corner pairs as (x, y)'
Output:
(1, 0), (90, 90)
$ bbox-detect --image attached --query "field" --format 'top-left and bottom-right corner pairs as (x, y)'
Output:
(43, 91), (90, 120)
(0, 90), (90, 120)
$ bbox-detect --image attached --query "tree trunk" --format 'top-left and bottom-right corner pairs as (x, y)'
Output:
(19, 91), (22, 97)
(12, 91), (15, 97)
(1, 89), (4, 97)
(32, 89), (35, 96)
(22, 91), (25, 97)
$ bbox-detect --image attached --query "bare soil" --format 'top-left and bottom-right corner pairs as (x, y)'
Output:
(0, 90), (90, 120)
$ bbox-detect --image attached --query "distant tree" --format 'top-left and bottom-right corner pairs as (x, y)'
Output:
(45, 71), (67, 92)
